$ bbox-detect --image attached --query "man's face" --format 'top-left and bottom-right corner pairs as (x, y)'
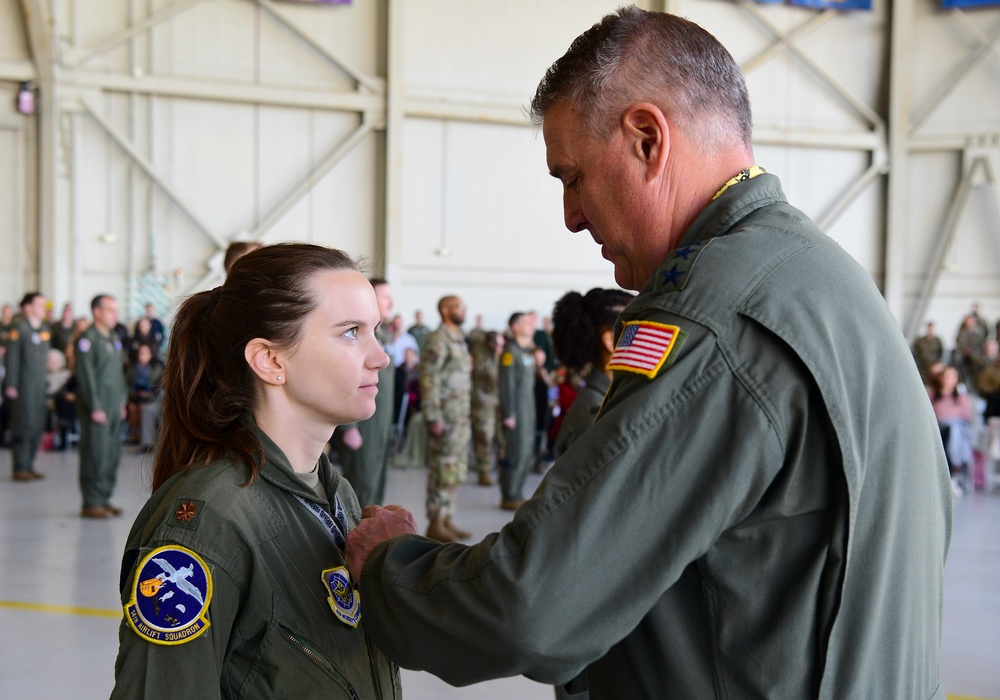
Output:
(24, 296), (47, 324)
(543, 101), (656, 291)
(94, 297), (119, 330)
(442, 297), (466, 326)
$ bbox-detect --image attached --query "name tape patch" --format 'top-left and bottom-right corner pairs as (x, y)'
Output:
(124, 545), (213, 645)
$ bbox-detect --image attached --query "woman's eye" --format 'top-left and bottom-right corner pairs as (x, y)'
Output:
(344, 327), (359, 340)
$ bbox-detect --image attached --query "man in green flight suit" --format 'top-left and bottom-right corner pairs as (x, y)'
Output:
(497, 312), (537, 510)
(4, 292), (51, 481)
(419, 295), (473, 541)
(346, 7), (951, 699)
(333, 278), (395, 507)
(75, 294), (128, 518)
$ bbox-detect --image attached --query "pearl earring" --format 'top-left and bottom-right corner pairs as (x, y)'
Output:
(276, 376), (282, 381)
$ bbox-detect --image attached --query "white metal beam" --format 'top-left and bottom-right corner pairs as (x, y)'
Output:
(904, 155), (995, 339)
(79, 97), (226, 249)
(63, 0), (211, 67)
(20, 0), (57, 298)
(249, 114), (376, 240)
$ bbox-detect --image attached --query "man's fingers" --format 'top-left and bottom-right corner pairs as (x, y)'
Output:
(361, 504), (383, 519)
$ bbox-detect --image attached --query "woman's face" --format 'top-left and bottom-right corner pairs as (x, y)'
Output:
(940, 367), (959, 393)
(278, 270), (390, 427)
(137, 345), (153, 365)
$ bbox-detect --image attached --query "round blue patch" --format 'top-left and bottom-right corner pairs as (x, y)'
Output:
(124, 545), (213, 645)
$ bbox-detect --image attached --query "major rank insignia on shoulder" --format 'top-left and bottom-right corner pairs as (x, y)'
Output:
(124, 545), (213, 645)
(607, 321), (683, 379)
(321, 566), (361, 628)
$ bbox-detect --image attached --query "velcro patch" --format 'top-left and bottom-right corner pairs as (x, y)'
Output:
(124, 545), (213, 645)
(500, 351), (513, 367)
(321, 566), (361, 628)
(77, 337), (91, 353)
(607, 321), (682, 379)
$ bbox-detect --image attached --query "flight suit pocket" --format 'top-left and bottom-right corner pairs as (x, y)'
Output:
(237, 601), (360, 700)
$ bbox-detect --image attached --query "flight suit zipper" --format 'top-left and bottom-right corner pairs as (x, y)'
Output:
(279, 626), (360, 700)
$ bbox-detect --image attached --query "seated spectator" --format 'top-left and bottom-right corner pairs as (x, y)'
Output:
(129, 317), (162, 362)
(929, 365), (973, 496)
(45, 348), (76, 450)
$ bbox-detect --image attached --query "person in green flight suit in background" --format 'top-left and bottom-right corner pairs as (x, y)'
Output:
(334, 278), (395, 507)
(4, 292), (51, 481)
(497, 311), (537, 510)
(74, 294), (128, 518)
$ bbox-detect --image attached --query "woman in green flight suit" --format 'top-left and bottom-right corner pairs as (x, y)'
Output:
(112, 243), (406, 699)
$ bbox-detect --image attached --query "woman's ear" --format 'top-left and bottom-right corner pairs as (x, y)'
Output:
(245, 338), (285, 385)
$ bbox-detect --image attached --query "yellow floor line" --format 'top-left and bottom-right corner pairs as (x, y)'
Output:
(0, 599), (122, 619)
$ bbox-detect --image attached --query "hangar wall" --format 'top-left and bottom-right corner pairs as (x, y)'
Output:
(0, 0), (998, 348)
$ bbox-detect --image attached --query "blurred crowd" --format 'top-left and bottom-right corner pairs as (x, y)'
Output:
(914, 302), (1000, 496)
(0, 295), (166, 457)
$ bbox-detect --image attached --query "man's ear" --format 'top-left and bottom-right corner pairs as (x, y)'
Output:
(245, 338), (285, 385)
(622, 103), (670, 182)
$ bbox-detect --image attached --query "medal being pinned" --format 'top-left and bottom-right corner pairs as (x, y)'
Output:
(321, 566), (361, 628)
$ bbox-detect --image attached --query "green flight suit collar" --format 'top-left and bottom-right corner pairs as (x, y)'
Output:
(251, 421), (339, 506)
(647, 173), (789, 295)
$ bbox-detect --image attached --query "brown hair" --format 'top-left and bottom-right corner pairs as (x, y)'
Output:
(223, 241), (262, 274)
(152, 243), (359, 491)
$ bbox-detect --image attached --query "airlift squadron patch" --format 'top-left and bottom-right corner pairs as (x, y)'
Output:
(125, 545), (213, 645)
(321, 566), (361, 628)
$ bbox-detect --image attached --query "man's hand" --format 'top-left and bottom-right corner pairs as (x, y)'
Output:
(503, 416), (516, 429)
(345, 504), (418, 581)
(91, 408), (107, 425)
(4, 386), (17, 400)
(427, 420), (446, 437)
(341, 427), (363, 451)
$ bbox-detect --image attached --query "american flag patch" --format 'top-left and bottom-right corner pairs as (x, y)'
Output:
(607, 321), (680, 378)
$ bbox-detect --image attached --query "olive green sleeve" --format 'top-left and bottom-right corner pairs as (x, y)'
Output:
(111, 556), (240, 698)
(358, 313), (794, 685)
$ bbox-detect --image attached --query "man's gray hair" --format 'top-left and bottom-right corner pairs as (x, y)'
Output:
(529, 6), (752, 151)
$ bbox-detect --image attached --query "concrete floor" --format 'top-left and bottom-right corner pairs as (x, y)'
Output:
(0, 446), (997, 699)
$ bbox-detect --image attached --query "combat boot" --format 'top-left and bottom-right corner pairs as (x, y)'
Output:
(444, 516), (471, 540)
(425, 514), (459, 542)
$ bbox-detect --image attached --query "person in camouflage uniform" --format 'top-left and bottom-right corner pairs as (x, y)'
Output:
(912, 321), (943, 385)
(4, 292), (51, 481)
(420, 296), (473, 541)
(470, 330), (504, 486)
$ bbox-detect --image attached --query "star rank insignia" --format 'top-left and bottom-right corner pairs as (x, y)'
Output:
(656, 240), (710, 292)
